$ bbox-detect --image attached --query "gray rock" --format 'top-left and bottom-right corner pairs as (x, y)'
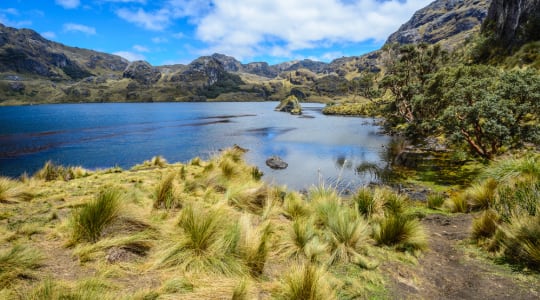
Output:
(266, 156), (288, 169)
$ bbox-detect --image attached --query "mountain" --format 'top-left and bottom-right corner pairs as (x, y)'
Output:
(385, 0), (491, 48)
(482, 0), (540, 50)
(1, 0), (531, 105)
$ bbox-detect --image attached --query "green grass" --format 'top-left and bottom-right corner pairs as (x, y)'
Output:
(278, 218), (327, 263)
(0, 245), (42, 288)
(153, 172), (178, 209)
(426, 192), (446, 210)
(276, 263), (336, 300)
(373, 213), (427, 253)
(69, 187), (122, 244)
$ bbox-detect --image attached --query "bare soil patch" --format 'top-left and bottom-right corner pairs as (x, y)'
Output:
(384, 213), (540, 299)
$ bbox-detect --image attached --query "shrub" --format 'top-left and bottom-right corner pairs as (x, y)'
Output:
(0, 245), (42, 288)
(373, 213), (427, 252)
(70, 188), (122, 243)
(276, 263), (336, 300)
(153, 173), (178, 209)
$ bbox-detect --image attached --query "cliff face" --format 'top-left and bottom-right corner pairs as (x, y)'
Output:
(482, 0), (540, 49)
(386, 0), (491, 47)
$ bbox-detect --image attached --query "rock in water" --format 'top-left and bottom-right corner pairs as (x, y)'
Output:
(266, 156), (288, 169)
(275, 95), (302, 115)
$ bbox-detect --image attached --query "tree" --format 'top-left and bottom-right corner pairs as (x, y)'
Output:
(438, 65), (540, 159)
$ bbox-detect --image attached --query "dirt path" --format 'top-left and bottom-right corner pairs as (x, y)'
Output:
(384, 213), (540, 299)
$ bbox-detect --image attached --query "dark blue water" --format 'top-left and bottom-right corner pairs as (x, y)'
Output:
(0, 102), (391, 190)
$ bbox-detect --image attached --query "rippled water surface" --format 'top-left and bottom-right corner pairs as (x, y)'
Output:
(0, 102), (391, 190)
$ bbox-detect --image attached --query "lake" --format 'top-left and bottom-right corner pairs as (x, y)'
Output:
(0, 102), (391, 190)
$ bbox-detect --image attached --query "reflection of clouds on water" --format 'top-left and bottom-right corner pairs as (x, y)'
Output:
(1, 102), (391, 191)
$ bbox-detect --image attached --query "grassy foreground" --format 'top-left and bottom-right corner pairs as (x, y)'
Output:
(0, 147), (429, 299)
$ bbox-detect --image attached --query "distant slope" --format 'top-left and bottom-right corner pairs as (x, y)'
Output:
(385, 0), (491, 48)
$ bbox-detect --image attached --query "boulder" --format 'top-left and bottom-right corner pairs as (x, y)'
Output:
(275, 95), (302, 115)
(266, 156), (288, 169)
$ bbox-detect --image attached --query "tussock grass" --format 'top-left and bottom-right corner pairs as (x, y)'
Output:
(155, 204), (242, 275)
(278, 218), (327, 262)
(232, 278), (249, 300)
(234, 215), (273, 276)
(481, 155), (540, 182)
(283, 192), (311, 220)
(34, 161), (89, 181)
(324, 207), (371, 265)
(373, 213), (427, 253)
(0, 176), (33, 203)
(498, 212), (540, 268)
(471, 209), (500, 240)
(27, 277), (113, 300)
(69, 187), (122, 244)
(464, 179), (498, 211)
(445, 194), (469, 213)
(353, 187), (379, 219)
(225, 183), (269, 214)
(276, 263), (336, 300)
(309, 185), (341, 228)
(0, 245), (42, 288)
(426, 192), (446, 209)
(153, 172), (179, 209)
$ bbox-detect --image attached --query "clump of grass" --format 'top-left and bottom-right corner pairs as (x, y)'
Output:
(445, 194), (469, 213)
(69, 188), (122, 244)
(219, 157), (239, 180)
(150, 155), (167, 167)
(464, 179), (498, 211)
(426, 192), (446, 209)
(373, 213), (427, 253)
(153, 173), (179, 209)
(381, 190), (407, 216)
(498, 212), (540, 269)
(232, 278), (249, 300)
(276, 263), (336, 300)
(225, 184), (268, 214)
(0, 176), (33, 203)
(278, 218), (326, 262)
(283, 192), (310, 220)
(471, 209), (500, 240)
(309, 185), (341, 228)
(250, 166), (264, 181)
(155, 204), (241, 274)
(234, 215), (273, 276)
(190, 157), (202, 166)
(0, 245), (43, 288)
(324, 207), (371, 265)
(353, 187), (379, 219)
(481, 154), (540, 182)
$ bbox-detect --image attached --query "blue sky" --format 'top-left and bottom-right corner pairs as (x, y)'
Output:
(0, 0), (431, 65)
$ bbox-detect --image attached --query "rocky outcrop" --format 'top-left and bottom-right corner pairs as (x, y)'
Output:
(482, 0), (540, 50)
(275, 95), (302, 115)
(122, 61), (161, 85)
(386, 0), (491, 47)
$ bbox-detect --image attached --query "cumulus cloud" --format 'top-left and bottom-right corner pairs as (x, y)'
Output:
(63, 23), (97, 35)
(55, 0), (80, 9)
(0, 8), (32, 27)
(113, 51), (146, 61)
(194, 0), (432, 59)
(116, 7), (170, 31)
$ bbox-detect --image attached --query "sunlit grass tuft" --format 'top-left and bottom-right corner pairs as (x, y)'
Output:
(276, 263), (336, 300)
(153, 173), (179, 209)
(373, 213), (427, 253)
(0, 176), (33, 203)
(0, 245), (42, 288)
(69, 187), (122, 244)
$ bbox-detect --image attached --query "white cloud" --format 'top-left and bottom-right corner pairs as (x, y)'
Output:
(100, 0), (146, 3)
(0, 8), (32, 27)
(55, 0), (80, 9)
(41, 31), (57, 39)
(116, 8), (170, 31)
(194, 0), (432, 60)
(63, 23), (97, 35)
(113, 51), (146, 61)
(151, 37), (168, 43)
(133, 45), (150, 52)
